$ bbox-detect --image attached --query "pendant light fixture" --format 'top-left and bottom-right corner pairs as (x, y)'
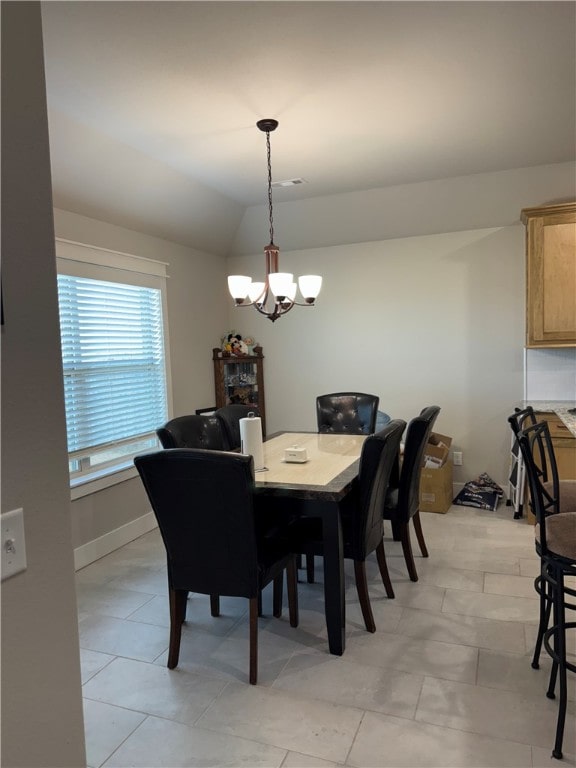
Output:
(227, 119), (322, 322)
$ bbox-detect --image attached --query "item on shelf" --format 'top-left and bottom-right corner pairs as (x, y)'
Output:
(221, 331), (249, 357)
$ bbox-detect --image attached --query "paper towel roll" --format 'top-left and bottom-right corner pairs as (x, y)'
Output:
(239, 414), (264, 471)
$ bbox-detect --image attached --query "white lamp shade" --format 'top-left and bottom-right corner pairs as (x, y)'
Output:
(268, 272), (294, 298)
(228, 275), (251, 300)
(286, 282), (297, 301)
(248, 282), (266, 303)
(298, 274), (322, 300)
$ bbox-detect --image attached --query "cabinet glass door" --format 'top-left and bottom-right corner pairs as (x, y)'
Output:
(223, 360), (260, 406)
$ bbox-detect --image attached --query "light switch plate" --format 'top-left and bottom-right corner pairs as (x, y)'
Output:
(1, 508), (27, 581)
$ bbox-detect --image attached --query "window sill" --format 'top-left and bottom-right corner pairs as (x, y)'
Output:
(70, 462), (139, 500)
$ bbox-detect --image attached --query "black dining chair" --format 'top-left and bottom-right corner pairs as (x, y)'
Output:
(291, 419), (406, 632)
(382, 405), (440, 582)
(516, 420), (576, 760)
(157, 414), (227, 450)
(215, 404), (261, 450)
(304, 392), (380, 582)
(134, 448), (298, 685)
(316, 392), (379, 435)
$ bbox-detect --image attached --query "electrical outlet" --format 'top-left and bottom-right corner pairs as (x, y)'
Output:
(1, 508), (27, 581)
(453, 451), (463, 466)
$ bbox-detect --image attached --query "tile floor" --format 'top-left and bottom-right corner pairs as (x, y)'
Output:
(77, 505), (575, 767)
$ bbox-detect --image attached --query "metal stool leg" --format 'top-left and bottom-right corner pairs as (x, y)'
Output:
(532, 569), (553, 670)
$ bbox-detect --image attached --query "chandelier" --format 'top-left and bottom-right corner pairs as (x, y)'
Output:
(227, 119), (322, 322)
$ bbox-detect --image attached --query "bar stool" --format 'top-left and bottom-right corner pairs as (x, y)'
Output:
(517, 420), (576, 760)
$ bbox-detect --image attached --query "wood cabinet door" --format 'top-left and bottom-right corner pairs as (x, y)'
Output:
(554, 438), (576, 481)
(524, 203), (576, 348)
(534, 412), (576, 481)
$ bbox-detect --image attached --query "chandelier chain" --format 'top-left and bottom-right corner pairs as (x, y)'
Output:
(266, 130), (274, 245)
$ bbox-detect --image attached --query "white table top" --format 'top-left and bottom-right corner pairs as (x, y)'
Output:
(255, 432), (365, 497)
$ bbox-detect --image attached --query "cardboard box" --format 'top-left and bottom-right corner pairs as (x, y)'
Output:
(420, 459), (454, 513)
(424, 432), (453, 468)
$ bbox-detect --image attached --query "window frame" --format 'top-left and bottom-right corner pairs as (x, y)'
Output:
(56, 238), (172, 499)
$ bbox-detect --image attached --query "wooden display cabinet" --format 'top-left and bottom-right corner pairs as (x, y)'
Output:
(212, 346), (266, 436)
(522, 202), (576, 348)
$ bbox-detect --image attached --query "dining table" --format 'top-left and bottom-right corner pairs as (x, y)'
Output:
(253, 431), (366, 655)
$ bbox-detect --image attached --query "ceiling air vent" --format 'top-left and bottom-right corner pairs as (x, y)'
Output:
(271, 178), (307, 188)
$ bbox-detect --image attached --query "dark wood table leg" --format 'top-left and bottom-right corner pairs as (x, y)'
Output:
(318, 500), (345, 655)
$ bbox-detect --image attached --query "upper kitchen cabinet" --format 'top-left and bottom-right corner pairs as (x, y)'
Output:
(522, 202), (576, 348)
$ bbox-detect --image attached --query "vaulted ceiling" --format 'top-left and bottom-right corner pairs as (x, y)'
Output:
(41, 1), (576, 256)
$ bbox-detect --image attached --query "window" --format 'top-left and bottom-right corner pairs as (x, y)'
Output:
(56, 239), (171, 493)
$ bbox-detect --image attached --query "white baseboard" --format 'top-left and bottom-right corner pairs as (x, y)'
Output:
(74, 510), (158, 571)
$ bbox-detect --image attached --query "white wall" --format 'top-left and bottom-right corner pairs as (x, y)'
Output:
(228, 161), (576, 490)
(232, 162), (576, 256)
(525, 348), (576, 400)
(227, 225), (526, 489)
(53, 208), (230, 549)
(1, 4), (86, 765)
(47, 108), (244, 258)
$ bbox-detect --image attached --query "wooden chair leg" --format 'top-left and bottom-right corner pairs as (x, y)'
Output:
(306, 554), (315, 583)
(249, 596), (258, 685)
(210, 594), (220, 617)
(287, 557), (299, 628)
(354, 560), (376, 633)
(400, 522), (419, 581)
(168, 588), (187, 669)
(273, 573), (283, 617)
(375, 540), (395, 599)
(412, 511), (429, 558)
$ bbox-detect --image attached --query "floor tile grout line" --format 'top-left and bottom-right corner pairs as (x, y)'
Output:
(94, 712), (150, 768)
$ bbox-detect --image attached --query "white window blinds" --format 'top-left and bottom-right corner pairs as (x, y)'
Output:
(56, 239), (170, 484)
(58, 275), (167, 454)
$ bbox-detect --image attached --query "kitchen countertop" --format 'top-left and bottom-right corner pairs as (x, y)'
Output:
(521, 401), (576, 437)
